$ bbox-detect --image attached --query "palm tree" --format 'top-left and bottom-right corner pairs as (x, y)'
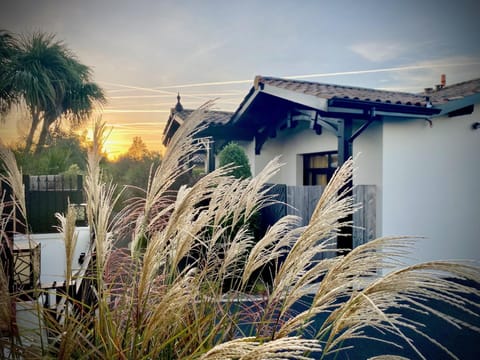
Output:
(0, 30), (18, 116)
(0, 31), (105, 153)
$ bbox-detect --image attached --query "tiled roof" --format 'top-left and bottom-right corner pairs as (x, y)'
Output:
(162, 107), (233, 146)
(171, 108), (232, 126)
(174, 109), (194, 121)
(256, 76), (480, 107)
(425, 78), (480, 104)
(198, 110), (232, 126)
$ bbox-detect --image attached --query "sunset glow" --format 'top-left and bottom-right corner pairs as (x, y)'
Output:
(1, 0), (479, 158)
(3, 57), (480, 158)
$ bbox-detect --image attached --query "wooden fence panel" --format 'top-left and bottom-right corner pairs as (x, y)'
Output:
(24, 175), (84, 233)
(261, 184), (376, 251)
(353, 185), (377, 248)
(286, 185), (323, 226)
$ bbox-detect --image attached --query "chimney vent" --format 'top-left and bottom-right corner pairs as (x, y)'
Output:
(441, 74), (446, 87)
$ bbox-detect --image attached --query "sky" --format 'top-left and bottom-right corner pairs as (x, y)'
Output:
(1, 0), (479, 157)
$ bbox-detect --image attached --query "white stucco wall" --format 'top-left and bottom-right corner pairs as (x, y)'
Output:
(353, 121), (383, 237)
(382, 109), (480, 264)
(249, 123), (338, 185)
(241, 140), (256, 171)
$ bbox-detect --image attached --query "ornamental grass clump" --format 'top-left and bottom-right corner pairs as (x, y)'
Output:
(0, 102), (479, 359)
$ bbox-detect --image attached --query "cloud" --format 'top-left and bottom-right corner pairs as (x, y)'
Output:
(154, 79), (251, 90)
(350, 42), (407, 62)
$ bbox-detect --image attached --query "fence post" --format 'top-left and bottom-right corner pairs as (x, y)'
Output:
(9, 175), (28, 234)
(77, 175), (83, 194)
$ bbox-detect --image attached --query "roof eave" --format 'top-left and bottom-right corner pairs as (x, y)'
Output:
(328, 98), (441, 116)
(230, 86), (261, 124)
(261, 83), (329, 111)
(436, 93), (480, 116)
(231, 81), (329, 124)
(162, 112), (185, 146)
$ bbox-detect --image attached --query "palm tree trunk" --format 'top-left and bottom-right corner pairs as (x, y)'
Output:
(35, 115), (53, 155)
(25, 110), (40, 153)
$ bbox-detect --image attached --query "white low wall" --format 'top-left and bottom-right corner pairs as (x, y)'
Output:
(14, 227), (91, 284)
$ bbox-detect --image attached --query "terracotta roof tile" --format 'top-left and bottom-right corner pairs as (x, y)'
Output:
(257, 76), (480, 107)
(426, 78), (480, 104)
(173, 109), (194, 121)
(199, 110), (232, 126)
(162, 108), (233, 146)
(173, 108), (232, 125)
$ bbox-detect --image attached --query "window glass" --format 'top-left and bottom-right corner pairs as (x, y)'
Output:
(303, 151), (338, 186)
(316, 174), (328, 187)
(310, 154), (328, 168)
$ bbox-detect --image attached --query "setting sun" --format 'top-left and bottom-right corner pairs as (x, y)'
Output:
(82, 120), (166, 161)
(103, 136), (127, 160)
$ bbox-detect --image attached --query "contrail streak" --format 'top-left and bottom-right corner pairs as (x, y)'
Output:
(153, 79), (251, 89)
(98, 61), (480, 101)
(109, 92), (244, 100)
(107, 122), (165, 128)
(99, 81), (177, 95)
(109, 95), (174, 99)
(283, 61), (480, 80)
(105, 102), (171, 108)
(151, 61), (480, 89)
(103, 109), (170, 113)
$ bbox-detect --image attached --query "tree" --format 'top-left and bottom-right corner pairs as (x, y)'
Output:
(103, 138), (161, 216)
(12, 130), (87, 175)
(126, 136), (150, 161)
(0, 30), (105, 153)
(218, 142), (252, 179)
(0, 30), (17, 116)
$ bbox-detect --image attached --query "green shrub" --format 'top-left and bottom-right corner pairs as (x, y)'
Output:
(218, 142), (251, 179)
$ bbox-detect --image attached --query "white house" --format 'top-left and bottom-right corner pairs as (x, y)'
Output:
(163, 76), (480, 266)
(162, 93), (235, 172)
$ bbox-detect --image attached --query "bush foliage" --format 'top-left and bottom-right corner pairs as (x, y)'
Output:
(218, 142), (251, 179)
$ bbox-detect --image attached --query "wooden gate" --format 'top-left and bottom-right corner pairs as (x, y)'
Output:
(24, 175), (84, 233)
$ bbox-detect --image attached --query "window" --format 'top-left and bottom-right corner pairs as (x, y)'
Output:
(303, 151), (338, 186)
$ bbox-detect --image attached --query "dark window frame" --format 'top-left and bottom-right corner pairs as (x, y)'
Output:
(303, 151), (338, 186)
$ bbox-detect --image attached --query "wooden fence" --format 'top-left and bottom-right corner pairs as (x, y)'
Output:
(24, 175), (84, 233)
(352, 185), (377, 248)
(260, 184), (376, 252)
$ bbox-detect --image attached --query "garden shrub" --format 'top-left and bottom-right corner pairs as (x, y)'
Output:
(218, 142), (252, 179)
